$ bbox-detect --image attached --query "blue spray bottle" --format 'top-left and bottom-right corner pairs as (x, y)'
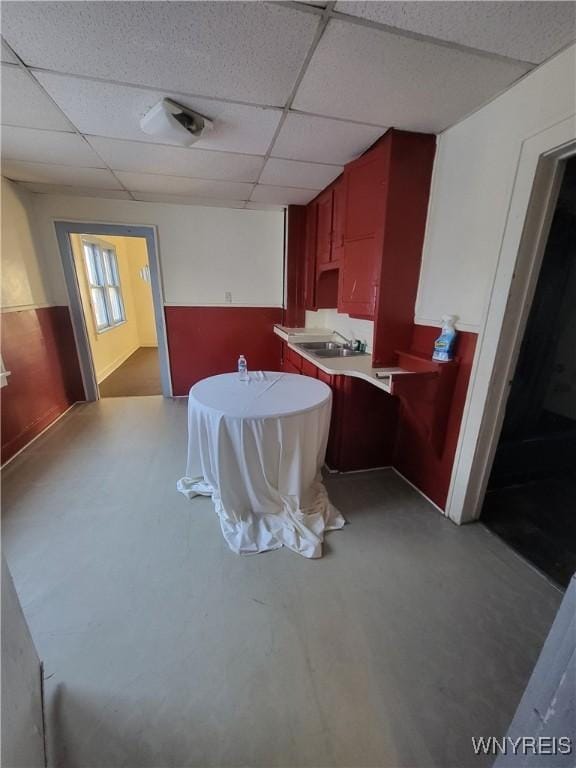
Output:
(432, 315), (457, 362)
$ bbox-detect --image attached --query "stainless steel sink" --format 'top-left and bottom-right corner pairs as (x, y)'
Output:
(313, 348), (368, 358)
(297, 341), (344, 351)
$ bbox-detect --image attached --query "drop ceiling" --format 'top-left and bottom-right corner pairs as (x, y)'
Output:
(1, 1), (574, 209)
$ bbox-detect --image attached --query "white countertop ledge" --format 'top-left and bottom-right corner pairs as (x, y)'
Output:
(274, 325), (414, 394)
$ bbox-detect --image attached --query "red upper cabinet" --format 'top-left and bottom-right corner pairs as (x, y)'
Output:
(338, 141), (391, 318)
(331, 179), (346, 265)
(314, 176), (345, 272)
(339, 237), (381, 317)
(316, 189), (333, 267)
(304, 202), (318, 311)
(338, 130), (435, 334)
(343, 142), (390, 242)
(288, 130), (435, 359)
(374, 131), (435, 364)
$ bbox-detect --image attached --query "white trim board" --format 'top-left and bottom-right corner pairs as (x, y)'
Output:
(446, 115), (576, 525)
(1, 303), (56, 313)
(54, 222), (172, 400)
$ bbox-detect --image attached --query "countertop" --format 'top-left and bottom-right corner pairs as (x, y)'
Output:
(274, 325), (413, 394)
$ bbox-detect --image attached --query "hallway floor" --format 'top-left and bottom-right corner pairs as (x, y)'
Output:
(483, 471), (576, 588)
(99, 347), (161, 397)
(1, 398), (562, 768)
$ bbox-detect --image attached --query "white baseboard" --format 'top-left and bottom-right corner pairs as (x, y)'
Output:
(97, 345), (140, 383)
(325, 464), (392, 474)
(1, 404), (79, 469)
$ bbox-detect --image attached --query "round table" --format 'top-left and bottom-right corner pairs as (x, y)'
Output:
(177, 371), (344, 558)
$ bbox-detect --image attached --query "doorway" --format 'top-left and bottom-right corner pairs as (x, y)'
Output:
(55, 222), (172, 400)
(481, 157), (576, 587)
(71, 234), (161, 397)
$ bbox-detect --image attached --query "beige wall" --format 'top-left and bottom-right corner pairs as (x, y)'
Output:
(71, 234), (156, 383)
(1, 178), (49, 310)
(126, 237), (157, 347)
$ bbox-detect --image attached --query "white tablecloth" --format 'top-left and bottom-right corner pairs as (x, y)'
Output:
(177, 371), (345, 558)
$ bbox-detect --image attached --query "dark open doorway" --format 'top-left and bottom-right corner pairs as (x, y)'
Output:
(482, 156), (576, 588)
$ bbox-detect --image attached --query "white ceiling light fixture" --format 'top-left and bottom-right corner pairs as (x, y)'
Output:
(140, 98), (213, 146)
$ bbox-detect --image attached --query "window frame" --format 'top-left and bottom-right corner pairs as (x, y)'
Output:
(81, 237), (126, 334)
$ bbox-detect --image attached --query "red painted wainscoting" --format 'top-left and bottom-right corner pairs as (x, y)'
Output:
(165, 306), (284, 395)
(1, 307), (85, 463)
(393, 325), (477, 510)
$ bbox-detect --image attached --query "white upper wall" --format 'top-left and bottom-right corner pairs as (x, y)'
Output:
(1, 178), (50, 309)
(27, 195), (285, 308)
(415, 44), (576, 331)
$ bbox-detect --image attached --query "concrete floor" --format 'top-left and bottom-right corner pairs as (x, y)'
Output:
(2, 397), (563, 768)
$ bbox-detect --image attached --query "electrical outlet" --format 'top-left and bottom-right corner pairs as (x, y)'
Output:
(225, 291), (232, 303)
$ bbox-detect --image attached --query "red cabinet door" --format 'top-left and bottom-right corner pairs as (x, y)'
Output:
(338, 236), (380, 318)
(344, 143), (389, 242)
(287, 347), (302, 371)
(304, 202), (318, 310)
(300, 358), (318, 378)
(283, 360), (301, 375)
(331, 179), (345, 265)
(316, 189), (333, 266)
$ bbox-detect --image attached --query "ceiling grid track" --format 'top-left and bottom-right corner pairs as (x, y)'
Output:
(247, 1), (336, 204)
(274, 1), (537, 67)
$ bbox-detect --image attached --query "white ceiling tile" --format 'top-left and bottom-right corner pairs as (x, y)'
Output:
(3, 2), (319, 105)
(19, 183), (132, 200)
(250, 185), (317, 205)
(1, 126), (105, 167)
(260, 158), (342, 190)
(1, 160), (122, 188)
(132, 192), (246, 208)
(1, 40), (19, 63)
(1, 65), (74, 131)
(33, 73), (283, 155)
(87, 137), (263, 181)
(272, 112), (384, 164)
(115, 171), (253, 200)
(293, 19), (532, 131)
(335, 2), (576, 64)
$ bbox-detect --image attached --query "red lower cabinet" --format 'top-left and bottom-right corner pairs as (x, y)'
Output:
(283, 360), (300, 374)
(300, 358), (318, 378)
(287, 346), (303, 371)
(329, 376), (399, 471)
(282, 348), (398, 471)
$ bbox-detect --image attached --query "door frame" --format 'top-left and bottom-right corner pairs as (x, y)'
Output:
(54, 221), (172, 400)
(446, 116), (576, 525)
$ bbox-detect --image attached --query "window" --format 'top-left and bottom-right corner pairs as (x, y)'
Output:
(82, 239), (126, 332)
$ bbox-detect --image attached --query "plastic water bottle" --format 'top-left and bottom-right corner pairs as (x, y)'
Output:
(238, 354), (248, 381)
